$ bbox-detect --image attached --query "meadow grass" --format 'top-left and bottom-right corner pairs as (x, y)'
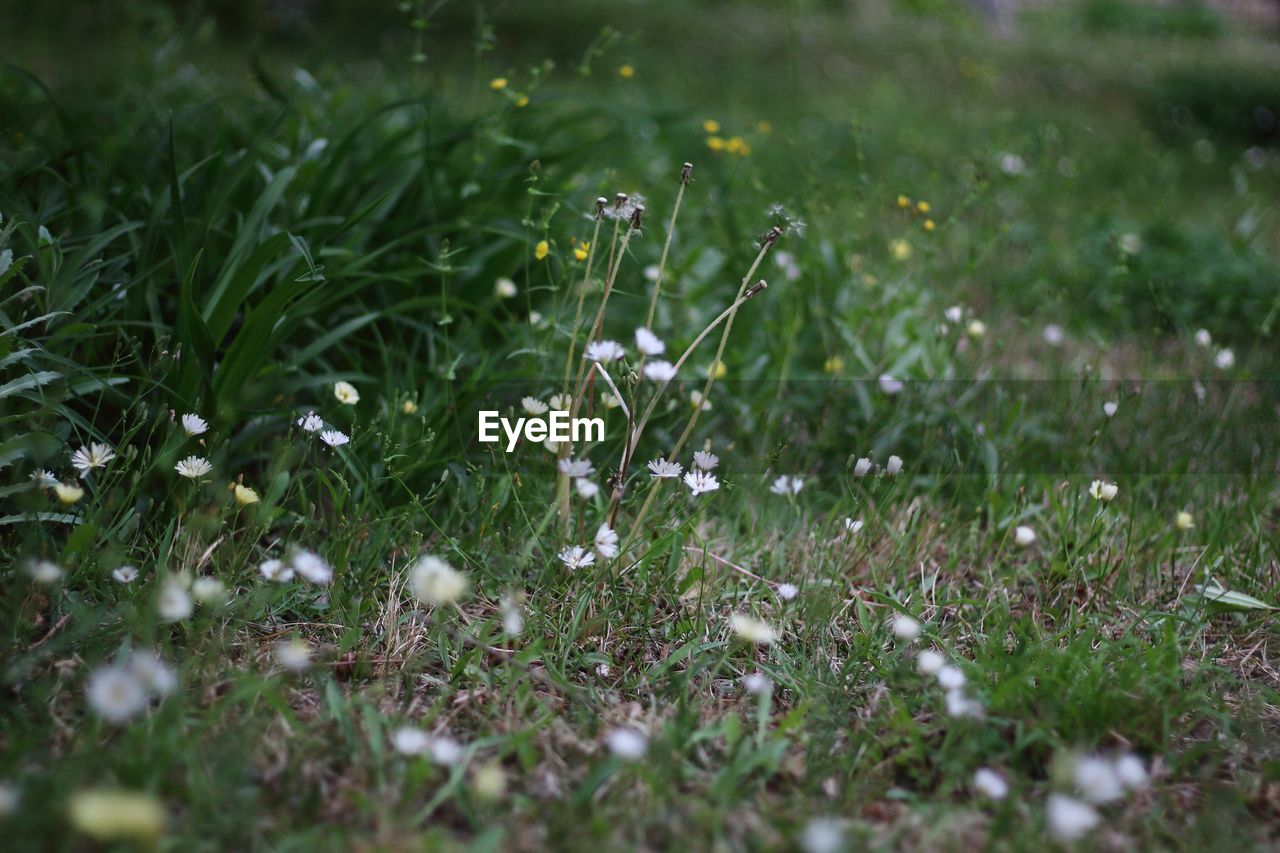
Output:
(2, 0), (1280, 848)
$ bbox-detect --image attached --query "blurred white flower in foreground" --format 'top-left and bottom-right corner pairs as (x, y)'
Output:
(25, 559), (62, 584)
(594, 524), (619, 560)
(892, 614), (921, 642)
(584, 340), (625, 363)
(1043, 324), (1065, 346)
(770, 475), (804, 495)
(1102, 401), (1118, 418)
(878, 375), (903, 394)
(885, 455), (903, 475)
(800, 818), (846, 853)
(274, 639), (312, 671)
(916, 649), (945, 675)
(605, 728), (648, 760)
(292, 550), (333, 585)
(157, 581), (193, 622)
(635, 327), (665, 356)
(1014, 525), (1036, 547)
(644, 360), (677, 382)
(972, 767), (1008, 800)
(259, 558), (294, 582)
(1046, 794), (1099, 841)
(411, 555), (469, 605)
(743, 672), (772, 695)
(1215, 348), (1235, 370)
(777, 583), (798, 601)
(730, 613), (778, 645)
(86, 666), (149, 723)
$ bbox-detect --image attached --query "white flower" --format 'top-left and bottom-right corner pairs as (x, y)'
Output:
(690, 390), (711, 411)
(1089, 480), (1119, 502)
(1043, 324), (1065, 346)
(292, 550), (333, 585)
(892, 614), (921, 642)
(584, 340), (625, 362)
(692, 451), (719, 470)
(25, 559), (62, 584)
(644, 264), (661, 281)
(157, 582), (193, 622)
(191, 577), (226, 604)
(1072, 755), (1125, 804)
(594, 524), (619, 560)
(972, 768), (1008, 800)
(605, 728), (648, 760)
(558, 457), (595, 478)
(643, 360), (677, 382)
(334, 381), (360, 404)
(1119, 232), (1142, 255)
(1194, 328), (1212, 348)
(392, 727), (431, 756)
(549, 393), (570, 411)
(885, 455), (903, 475)
(852, 457), (872, 477)
(174, 456), (212, 479)
(410, 555), (469, 605)
(999, 152), (1027, 176)
(259, 558), (294, 582)
(319, 430), (349, 448)
(86, 665), (148, 723)
(878, 374), (903, 394)
(180, 414), (209, 436)
(558, 545), (595, 570)
(112, 565), (139, 583)
(684, 470), (719, 496)
(945, 689), (984, 719)
(730, 613), (778, 645)
(635, 327), (666, 356)
(274, 639), (312, 671)
(944, 305), (963, 324)
(777, 583), (798, 601)
(70, 442), (116, 477)
(916, 649), (946, 675)
(1102, 401), (1118, 418)
(575, 478), (600, 499)
(29, 469), (58, 487)
(937, 664), (966, 690)
(844, 517), (864, 534)
(1114, 754), (1148, 790)
(1176, 511), (1194, 531)
(500, 597), (525, 636)
(494, 277), (517, 299)
(1014, 525), (1036, 547)
(743, 672), (772, 695)
(521, 396), (549, 415)
(127, 650), (177, 697)
(800, 818), (846, 853)
(427, 736), (465, 766)
(0, 783), (19, 818)
(1215, 348), (1235, 370)
(601, 392), (622, 409)
(770, 475), (804, 495)
(966, 319), (986, 338)
(1046, 794), (1100, 842)
(648, 458), (683, 478)
(297, 411), (324, 432)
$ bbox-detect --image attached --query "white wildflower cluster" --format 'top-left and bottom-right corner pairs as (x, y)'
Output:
(910, 642), (984, 720)
(85, 649), (177, 724)
(258, 549), (334, 585)
(769, 475), (804, 496)
(1046, 752), (1148, 841)
(392, 727), (466, 765)
(409, 555), (469, 605)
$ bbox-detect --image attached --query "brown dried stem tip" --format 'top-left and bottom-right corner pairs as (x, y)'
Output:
(613, 193), (628, 212)
(680, 162), (694, 185)
(595, 196), (608, 218)
(762, 226), (784, 247)
(744, 279), (768, 299)
(629, 204), (645, 230)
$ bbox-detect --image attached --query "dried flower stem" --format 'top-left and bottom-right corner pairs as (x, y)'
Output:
(561, 211), (606, 390)
(643, 163), (692, 329)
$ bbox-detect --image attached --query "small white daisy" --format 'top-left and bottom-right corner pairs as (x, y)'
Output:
(25, 559), (62, 584)
(684, 469), (719, 496)
(259, 558), (294, 582)
(127, 649), (177, 697)
(521, 397), (549, 416)
(777, 583), (798, 601)
(892, 614), (921, 642)
(500, 597), (525, 636)
(916, 649), (946, 675)
(770, 475), (803, 495)
(878, 375), (904, 394)
(334, 381), (360, 404)
(86, 665), (148, 723)
(584, 340), (625, 362)
(174, 456), (212, 479)
(156, 581), (193, 622)
(70, 442), (116, 477)
(392, 727), (431, 756)
(297, 411), (324, 432)
(844, 517), (864, 534)
(1046, 794), (1100, 842)
(972, 768), (1008, 800)
(937, 664), (966, 690)
(494, 277), (517, 299)
(181, 413), (209, 436)
(643, 360), (677, 382)
(558, 545), (595, 570)
(690, 390), (711, 411)
(1014, 525), (1036, 546)
(112, 565), (139, 583)
(410, 555), (469, 606)
(575, 478), (600, 499)
(605, 728), (648, 760)
(558, 457), (595, 478)
(692, 451), (719, 470)
(1072, 755), (1125, 804)
(1215, 348), (1235, 370)
(28, 469), (58, 488)
(945, 689), (984, 719)
(191, 577), (227, 604)
(729, 613), (778, 645)
(428, 736), (465, 766)
(648, 458), (683, 478)
(549, 393), (570, 411)
(1114, 754), (1148, 790)
(319, 430), (349, 448)
(292, 550), (332, 584)
(594, 524), (619, 560)
(1194, 328), (1212, 348)
(274, 639), (312, 671)
(743, 672), (772, 695)
(634, 327), (666, 356)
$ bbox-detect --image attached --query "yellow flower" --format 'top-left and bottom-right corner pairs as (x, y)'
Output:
(573, 242), (590, 262)
(897, 195), (911, 209)
(757, 120), (772, 134)
(923, 219), (935, 232)
(725, 136), (751, 156)
(69, 789), (166, 843)
(55, 483), (84, 504)
(889, 238), (912, 261)
(233, 484), (259, 506)
(402, 399), (418, 415)
(1176, 511), (1194, 530)
(534, 240), (549, 261)
(705, 135), (726, 152)
(702, 119), (721, 134)
(708, 360), (727, 379)
(823, 356), (845, 374)
(489, 77), (508, 91)
(916, 200), (931, 213)
(618, 64), (635, 79)
(515, 94), (529, 108)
